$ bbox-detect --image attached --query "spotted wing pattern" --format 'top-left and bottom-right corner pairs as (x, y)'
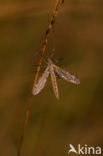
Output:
(32, 66), (50, 95)
(53, 64), (80, 84)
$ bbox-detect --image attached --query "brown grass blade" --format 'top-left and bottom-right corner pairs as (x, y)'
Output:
(17, 0), (64, 156)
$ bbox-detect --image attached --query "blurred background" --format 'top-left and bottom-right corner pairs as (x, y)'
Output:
(0, 0), (103, 156)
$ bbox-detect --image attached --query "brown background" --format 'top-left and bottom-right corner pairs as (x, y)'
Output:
(0, 0), (103, 156)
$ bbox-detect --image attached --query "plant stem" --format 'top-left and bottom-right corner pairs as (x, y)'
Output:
(17, 0), (64, 156)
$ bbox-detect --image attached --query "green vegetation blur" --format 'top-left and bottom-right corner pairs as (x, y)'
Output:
(0, 0), (103, 156)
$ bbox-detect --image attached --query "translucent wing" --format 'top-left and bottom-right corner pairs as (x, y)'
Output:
(50, 70), (59, 100)
(32, 66), (50, 95)
(53, 64), (80, 84)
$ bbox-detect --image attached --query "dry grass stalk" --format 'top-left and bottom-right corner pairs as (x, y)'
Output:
(17, 0), (64, 156)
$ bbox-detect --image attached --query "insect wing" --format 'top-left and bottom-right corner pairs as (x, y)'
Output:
(53, 64), (80, 84)
(32, 66), (50, 95)
(50, 70), (59, 100)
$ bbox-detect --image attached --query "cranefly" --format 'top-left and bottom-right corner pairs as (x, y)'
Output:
(32, 58), (80, 99)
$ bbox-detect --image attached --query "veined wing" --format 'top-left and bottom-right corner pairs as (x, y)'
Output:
(32, 66), (50, 95)
(50, 70), (59, 100)
(53, 64), (80, 84)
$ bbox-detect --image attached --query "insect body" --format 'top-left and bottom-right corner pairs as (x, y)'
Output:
(49, 60), (59, 99)
(32, 58), (80, 99)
